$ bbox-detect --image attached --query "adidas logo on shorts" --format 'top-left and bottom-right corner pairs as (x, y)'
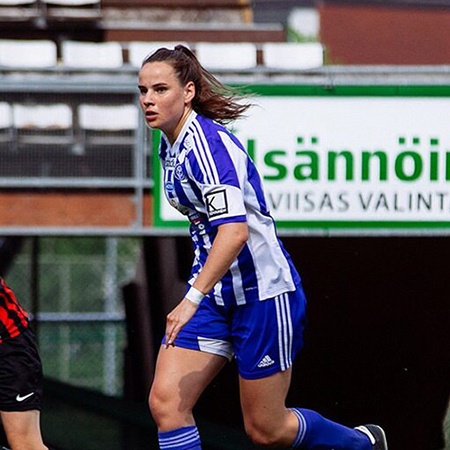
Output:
(257, 355), (275, 368)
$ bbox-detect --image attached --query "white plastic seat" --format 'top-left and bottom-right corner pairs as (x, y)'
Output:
(0, 40), (57, 68)
(0, 0), (35, 4)
(0, 102), (12, 129)
(128, 41), (190, 68)
(13, 104), (72, 129)
(79, 104), (138, 132)
(195, 42), (257, 70)
(262, 42), (324, 70)
(62, 41), (123, 68)
(13, 103), (73, 147)
(78, 104), (138, 147)
(41, 0), (101, 21)
(0, 102), (13, 144)
(41, 0), (99, 5)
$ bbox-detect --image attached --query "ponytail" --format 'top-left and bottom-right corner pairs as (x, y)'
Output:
(142, 45), (251, 124)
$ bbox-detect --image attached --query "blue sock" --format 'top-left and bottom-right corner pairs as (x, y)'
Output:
(158, 425), (202, 450)
(292, 409), (372, 449)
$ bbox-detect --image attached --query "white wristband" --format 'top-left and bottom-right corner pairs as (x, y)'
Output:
(185, 286), (205, 305)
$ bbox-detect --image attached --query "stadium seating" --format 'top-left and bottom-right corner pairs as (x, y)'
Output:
(261, 42), (324, 70)
(42, 0), (99, 5)
(0, 0), (39, 20)
(195, 42), (257, 70)
(78, 104), (138, 146)
(0, 39), (326, 72)
(9, 103), (74, 176)
(77, 104), (139, 177)
(0, 102), (13, 146)
(40, 0), (101, 21)
(0, 0), (35, 4)
(12, 103), (73, 146)
(101, 0), (253, 24)
(104, 24), (285, 46)
(127, 41), (190, 68)
(0, 39), (57, 67)
(61, 41), (123, 68)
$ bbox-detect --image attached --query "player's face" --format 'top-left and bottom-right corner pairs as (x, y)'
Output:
(138, 61), (195, 143)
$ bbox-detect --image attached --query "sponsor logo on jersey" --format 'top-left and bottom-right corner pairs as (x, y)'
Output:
(257, 355), (275, 368)
(165, 182), (175, 193)
(205, 189), (228, 218)
(164, 158), (176, 168)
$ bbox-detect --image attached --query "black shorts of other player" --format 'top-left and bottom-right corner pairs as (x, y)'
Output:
(0, 328), (43, 412)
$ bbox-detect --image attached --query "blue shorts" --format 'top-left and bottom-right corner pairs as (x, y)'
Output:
(168, 285), (307, 380)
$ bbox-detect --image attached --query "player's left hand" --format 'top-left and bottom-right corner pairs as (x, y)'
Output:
(165, 298), (198, 348)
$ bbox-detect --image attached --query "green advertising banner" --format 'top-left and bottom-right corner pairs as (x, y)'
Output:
(153, 85), (450, 232)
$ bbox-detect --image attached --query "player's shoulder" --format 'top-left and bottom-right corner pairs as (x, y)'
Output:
(191, 114), (227, 140)
(191, 115), (243, 152)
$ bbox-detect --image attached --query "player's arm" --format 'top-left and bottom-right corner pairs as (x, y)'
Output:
(193, 221), (249, 294)
(165, 221), (248, 346)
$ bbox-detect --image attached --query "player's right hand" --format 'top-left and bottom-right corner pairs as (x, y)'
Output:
(165, 298), (198, 348)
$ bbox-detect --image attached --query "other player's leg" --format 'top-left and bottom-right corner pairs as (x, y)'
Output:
(0, 411), (47, 450)
(0, 329), (47, 450)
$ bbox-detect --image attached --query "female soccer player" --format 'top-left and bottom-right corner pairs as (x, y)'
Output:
(0, 277), (48, 450)
(138, 45), (388, 450)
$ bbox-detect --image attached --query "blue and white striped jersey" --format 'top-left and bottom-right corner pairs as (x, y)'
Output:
(159, 111), (300, 307)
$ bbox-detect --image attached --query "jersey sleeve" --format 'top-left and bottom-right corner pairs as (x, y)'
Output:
(202, 184), (247, 226)
(186, 129), (247, 226)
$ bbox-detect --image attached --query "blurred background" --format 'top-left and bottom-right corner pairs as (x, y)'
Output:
(1, 1), (450, 449)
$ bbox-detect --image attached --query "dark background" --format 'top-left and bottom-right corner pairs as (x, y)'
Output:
(189, 236), (450, 450)
(0, 236), (448, 450)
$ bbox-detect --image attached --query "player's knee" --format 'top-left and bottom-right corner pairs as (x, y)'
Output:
(149, 383), (191, 427)
(244, 419), (283, 448)
(148, 385), (167, 424)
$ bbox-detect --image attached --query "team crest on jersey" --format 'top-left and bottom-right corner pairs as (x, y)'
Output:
(205, 189), (228, 218)
(174, 164), (186, 181)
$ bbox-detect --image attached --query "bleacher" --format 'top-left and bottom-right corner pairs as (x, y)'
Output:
(0, 39), (325, 71)
(0, 0), (325, 184)
(0, 36), (324, 180)
(0, 0), (325, 232)
(0, 0), (285, 42)
(0, 0), (101, 24)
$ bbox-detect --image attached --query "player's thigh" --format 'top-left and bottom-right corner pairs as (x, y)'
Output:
(239, 368), (292, 429)
(150, 345), (227, 411)
(150, 296), (232, 412)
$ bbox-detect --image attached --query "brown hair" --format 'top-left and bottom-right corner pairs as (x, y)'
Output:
(142, 45), (251, 124)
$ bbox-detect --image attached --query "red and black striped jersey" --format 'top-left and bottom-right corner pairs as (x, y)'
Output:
(0, 277), (29, 343)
